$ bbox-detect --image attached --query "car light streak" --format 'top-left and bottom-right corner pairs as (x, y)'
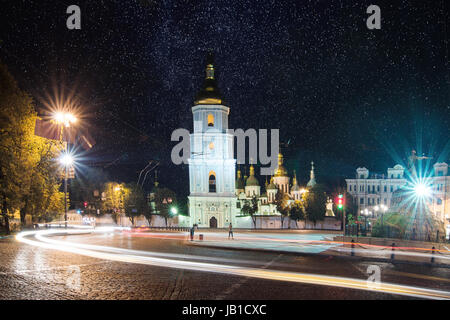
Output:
(15, 229), (450, 300)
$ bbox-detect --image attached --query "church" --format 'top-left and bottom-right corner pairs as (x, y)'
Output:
(187, 54), (333, 229)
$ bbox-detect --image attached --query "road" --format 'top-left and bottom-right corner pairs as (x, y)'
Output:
(1, 228), (450, 300)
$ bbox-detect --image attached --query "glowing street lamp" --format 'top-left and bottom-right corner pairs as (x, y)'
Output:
(414, 183), (431, 198)
(170, 207), (178, 215)
(53, 112), (77, 128)
(59, 153), (74, 166)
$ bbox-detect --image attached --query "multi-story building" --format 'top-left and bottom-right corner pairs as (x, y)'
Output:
(430, 162), (450, 224)
(345, 164), (407, 216)
(346, 162), (450, 227)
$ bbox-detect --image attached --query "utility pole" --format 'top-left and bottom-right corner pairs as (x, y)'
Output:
(64, 165), (68, 228)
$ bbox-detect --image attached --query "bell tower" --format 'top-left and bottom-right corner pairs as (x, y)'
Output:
(188, 53), (237, 228)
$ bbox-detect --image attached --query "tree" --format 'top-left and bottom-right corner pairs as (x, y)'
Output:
(153, 187), (177, 226)
(275, 189), (290, 229)
(71, 168), (109, 215)
(123, 183), (148, 226)
(102, 182), (125, 222)
(0, 63), (67, 233)
(241, 196), (259, 228)
(290, 201), (306, 229)
(304, 185), (327, 228)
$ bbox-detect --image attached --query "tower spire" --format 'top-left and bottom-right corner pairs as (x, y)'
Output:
(307, 161), (316, 187)
(194, 52), (224, 105)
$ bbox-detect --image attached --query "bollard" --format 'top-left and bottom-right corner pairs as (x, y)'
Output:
(351, 239), (355, 256)
(199, 234), (204, 241)
(391, 243), (395, 260)
(431, 246), (435, 263)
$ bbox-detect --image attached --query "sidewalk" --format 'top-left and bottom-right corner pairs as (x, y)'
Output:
(187, 231), (450, 268)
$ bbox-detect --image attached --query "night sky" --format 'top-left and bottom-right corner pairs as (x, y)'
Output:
(0, 0), (448, 197)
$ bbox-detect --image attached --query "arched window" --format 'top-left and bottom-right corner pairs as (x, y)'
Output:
(207, 114), (214, 127)
(209, 171), (216, 193)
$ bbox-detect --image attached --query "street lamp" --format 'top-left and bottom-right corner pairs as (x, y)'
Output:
(53, 112), (77, 128)
(59, 152), (75, 228)
(171, 207), (178, 215)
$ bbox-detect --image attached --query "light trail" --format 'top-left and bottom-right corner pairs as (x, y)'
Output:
(126, 230), (450, 260)
(15, 228), (450, 300)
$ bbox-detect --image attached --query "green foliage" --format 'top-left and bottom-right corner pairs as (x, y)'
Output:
(0, 62), (64, 233)
(241, 196), (259, 228)
(275, 189), (290, 228)
(290, 201), (306, 228)
(303, 185), (327, 226)
(152, 187), (177, 226)
(123, 183), (148, 226)
(71, 168), (109, 214)
(371, 211), (446, 241)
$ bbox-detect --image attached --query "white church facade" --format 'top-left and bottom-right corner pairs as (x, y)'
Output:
(185, 54), (337, 229)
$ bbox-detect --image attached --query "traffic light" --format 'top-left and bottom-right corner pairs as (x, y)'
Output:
(84, 201), (88, 208)
(337, 194), (344, 210)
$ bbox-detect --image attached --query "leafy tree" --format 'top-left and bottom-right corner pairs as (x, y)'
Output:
(290, 201), (306, 229)
(275, 189), (290, 229)
(153, 187), (177, 226)
(241, 196), (259, 228)
(123, 183), (148, 226)
(101, 182), (125, 222)
(71, 168), (109, 215)
(0, 62), (64, 233)
(304, 185), (327, 228)
(21, 142), (65, 223)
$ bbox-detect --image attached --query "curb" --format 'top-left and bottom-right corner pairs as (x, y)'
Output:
(186, 242), (450, 269)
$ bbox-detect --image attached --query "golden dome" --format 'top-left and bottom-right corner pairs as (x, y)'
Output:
(246, 165), (259, 187)
(267, 176), (277, 190)
(194, 53), (224, 105)
(274, 153), (288, 177)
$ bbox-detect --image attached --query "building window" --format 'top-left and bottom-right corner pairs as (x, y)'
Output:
(209, 172), (216, 193)
(207, 114), (214, 127)
(384, 186), (387, 192)
(390, 186), (393, 192)
(360, 198), (364, 204)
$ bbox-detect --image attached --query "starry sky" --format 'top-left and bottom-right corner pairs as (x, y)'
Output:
(0, 0), (449, 197)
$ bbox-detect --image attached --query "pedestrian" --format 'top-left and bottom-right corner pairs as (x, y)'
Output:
(190, 225), (195, 241)
(228, 223), (234, 239)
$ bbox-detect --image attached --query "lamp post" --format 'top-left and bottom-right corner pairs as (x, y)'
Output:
(54, 112), (78, 229)
(363, 209), (369, 236)
(59, 153), (74, 228)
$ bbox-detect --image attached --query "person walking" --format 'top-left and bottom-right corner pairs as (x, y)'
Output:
(228, 223), (234, 239)
(190, 225), (195, 241)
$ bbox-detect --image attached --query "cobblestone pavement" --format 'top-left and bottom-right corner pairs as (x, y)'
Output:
(1, 232), (450, 300)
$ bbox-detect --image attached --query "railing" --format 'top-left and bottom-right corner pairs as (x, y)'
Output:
(134, 226), (190, 232)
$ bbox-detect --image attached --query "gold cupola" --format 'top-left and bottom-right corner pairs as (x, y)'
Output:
(194, 52), (224, 105)
(274, 153), (288, 177)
